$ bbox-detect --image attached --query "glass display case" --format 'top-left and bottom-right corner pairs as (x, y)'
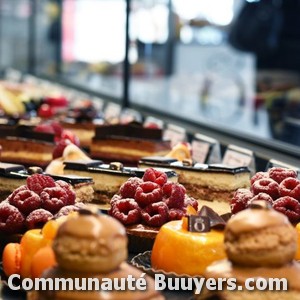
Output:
(0, 0), (299, 161)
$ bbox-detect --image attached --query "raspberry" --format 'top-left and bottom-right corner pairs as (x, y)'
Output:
(55, 180), (76, 205)
(142, 168), (167, 186)
(269, 167), (297, 184)
(135, 182), (162, 207)
(27, 174), (56, 195)
(163, 182), (186, 198)
(183, 195), (199, 211)
(41, 187), (68, 213)
(6, 185), (29, 202)
(141, 202), (168, 227)
(110, 199), (141, 225)
(168, 208), (185, 221)
(119, 177), (143, 198)
(252, 178), (279, 199)
(0, 203), (25, 234)
(55, 205), (83, 218)
(52, 139), (72, 159)
(273, 196), (300, 223)
(230, 189), (253, 214)
(9, 189), (42, 215)
(248, 193), (273, 206)
(279, 178), (300, 200)
(250, 172), (268, 186)
(26, 209), (53, 229)
(164, 183), (185, 209)
(110, 194), (122, 206)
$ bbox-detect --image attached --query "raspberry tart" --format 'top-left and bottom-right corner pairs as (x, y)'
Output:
(109, 168), (198, 252)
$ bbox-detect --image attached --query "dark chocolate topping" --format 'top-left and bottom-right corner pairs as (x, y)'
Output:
(0, 162), (26, 178)
(198, 205), (227, 229)
(94, 123), (163, 140)
(48, 174), (94, 185)
(63, 160), (103, 171)
(139, 156), (178, 164)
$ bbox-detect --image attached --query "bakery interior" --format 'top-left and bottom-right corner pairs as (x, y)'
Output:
(0, 0), (300, 299)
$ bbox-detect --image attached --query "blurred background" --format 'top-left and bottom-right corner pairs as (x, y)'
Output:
(0, 0), (300, 151)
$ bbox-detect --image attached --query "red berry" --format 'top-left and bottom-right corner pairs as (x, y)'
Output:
(41, 187), (68, 213)
(52, 139), (72, 159)
(252, 178), (279, 199)
(61, 130), (80, 146)
(273, 196), (300, 223)
(55, 205), (82, 218)
(141, 202), (168, 227)
(50, 121), (63, 137)
(230, 189), (253, 214)
(164, 183), (185, 209)
(38, 104), (54, 118)
(110, 199), (141, 225)
(6, 185), (29, 202)
(142, 168), (167, 186)
(168, 208), (185, 221)
(110, 194), (122, 206)
(279, 178), (300, 200)
(269, 167), (297, 184)
(250, 172), (268, 186)
(119, 177), (143, 198)
(9, 189), (42, 215)
(248, 193), (273, 206)
(55, 180), (76, 205)
(0, 202), (25, 233)
(183, 195), (199, 211)
(26, 209), (53, 229)
(135, 182), (162, 207)
(27, 174), (56, 195)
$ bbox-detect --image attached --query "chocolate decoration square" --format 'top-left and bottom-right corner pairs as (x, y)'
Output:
(188, 216), (210, 232)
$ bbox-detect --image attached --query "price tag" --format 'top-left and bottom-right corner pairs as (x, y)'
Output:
(191, 133), (221, 164)
(144, 116), (164, 129)
(92, 97), (105, 111)
(5, 68), (22, 82)
(163, 124), (187, 148)
(23, 74), (39, 85)
(120, 108), (142, 124)
(222, 144), (255, 173)
(104, 102), (122, 122)
(188, 216), (210, 232)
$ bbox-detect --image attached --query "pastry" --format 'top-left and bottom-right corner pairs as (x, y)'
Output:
(109, 168), (198, 252)
(151, 206), (226, 276)
(90, 123), (171, 163)
(35, 209), (164, 300)
(198, 201), (300, 299)
(139, 157), (250, 214)
(230, 167), (300, 223)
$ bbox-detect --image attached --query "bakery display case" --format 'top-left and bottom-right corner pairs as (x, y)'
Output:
(0, 0), (300, 299)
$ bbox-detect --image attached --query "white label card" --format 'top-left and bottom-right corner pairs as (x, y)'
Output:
(223, 149), (252, 167)
(104, 103), (122, 121)
(163, 125), (186, 148)
(192, 140), (210, 164)
(5, 69), (22, 82)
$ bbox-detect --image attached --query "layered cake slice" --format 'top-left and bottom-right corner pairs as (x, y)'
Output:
(139, 157), (251, 214)
(90, 123), (171, 163)
(61, 160), (177, 204)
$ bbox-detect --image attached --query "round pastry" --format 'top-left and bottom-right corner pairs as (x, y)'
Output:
(53, 210), (127, 273)
(38, 209), (164, 300)
(199, 201), (300, 300)
(225, 200), (297, 267)
(151, 216), (225, 276)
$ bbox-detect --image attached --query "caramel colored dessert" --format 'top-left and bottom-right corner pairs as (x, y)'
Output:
(36, 210), (164, 300)
(198, 201), (300, 300)
(90, 124), (171, 163)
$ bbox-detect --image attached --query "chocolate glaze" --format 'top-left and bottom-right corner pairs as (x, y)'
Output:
(49, 174), (94, 185)
(0, 124), (55, 142)
(198, 206), (227, 229)
(0, 162), (26, 176)
(205, 259), (300, 291)
(139, 157), (250, 174)
(94, 123), (163, 140)
(226, 208), (291, 234)
(63, 160), (103, 171)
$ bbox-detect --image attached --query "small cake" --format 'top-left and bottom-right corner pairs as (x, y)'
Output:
(230, 167), (300, 223)
(0, 125), (55, 167)
(90, 123), (171, 163)
(139, 157), (251, 214)
(199, 201), (300, 300)
(109, 168), (198, 252)
(36, 209), (164, 300)
(151, 206), (226, 276)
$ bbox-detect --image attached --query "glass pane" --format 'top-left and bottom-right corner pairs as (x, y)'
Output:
(0, 0), (30, 71)
(60, 0), (126, 99)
